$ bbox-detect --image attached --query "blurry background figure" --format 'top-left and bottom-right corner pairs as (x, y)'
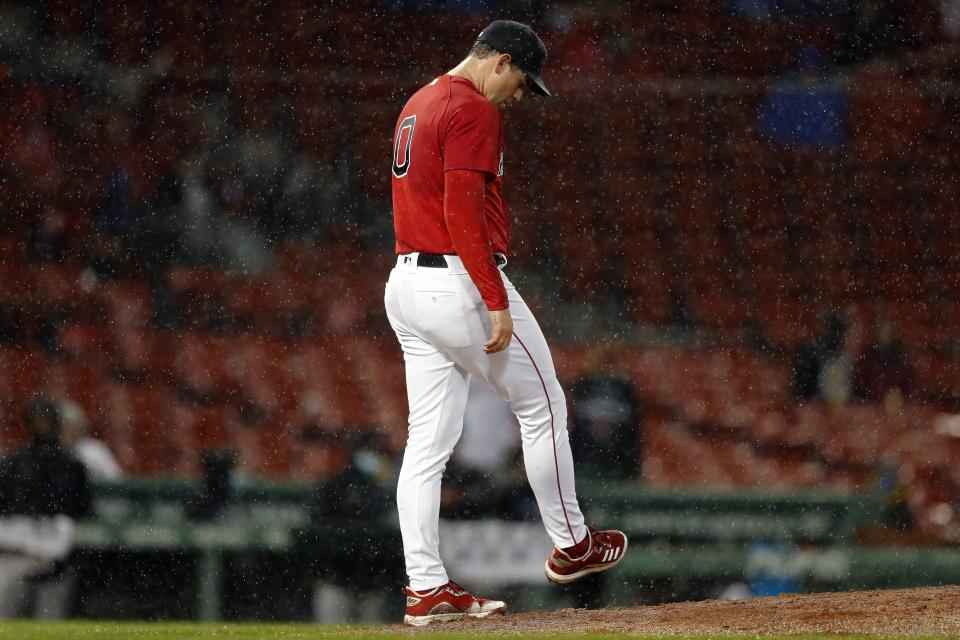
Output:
(818, 308), (864, 407)
(447, 378), (529, 522)
(438, 456), (498, 521)
(185, 450), (237, 521)
(853, 315), (914, 412)
(57, 398), (121, 481)
(455, 377), (519, 473)
(569, 344), (644, 480)
(790, 309), (850, 402)
(874, 458), (915, 533)
(0, 397), (92, 618)
(303, 429), (400, 624)
(493, 447), (540, 522)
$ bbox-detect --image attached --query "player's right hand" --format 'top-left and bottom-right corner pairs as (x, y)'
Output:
(484, 308), (513, 354)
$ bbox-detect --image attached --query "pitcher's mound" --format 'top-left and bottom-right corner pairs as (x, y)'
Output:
(398, 585), (960, 635)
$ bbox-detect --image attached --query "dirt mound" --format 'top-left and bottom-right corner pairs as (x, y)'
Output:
(395, 586), (960, 635)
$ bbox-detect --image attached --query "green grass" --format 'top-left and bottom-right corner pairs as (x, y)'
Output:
(0, 622), (956, 640)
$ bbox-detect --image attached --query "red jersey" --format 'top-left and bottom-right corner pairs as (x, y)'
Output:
(391, 75), (509, 310)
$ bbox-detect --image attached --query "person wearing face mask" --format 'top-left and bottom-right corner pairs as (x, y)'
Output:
(301, 430), (400, 624)
(0, 397), (92, 618)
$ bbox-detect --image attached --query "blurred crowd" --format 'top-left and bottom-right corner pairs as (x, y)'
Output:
(3, 1), (960, 622)
(791, 306), (914, 409)
(0, 1), (958, 526)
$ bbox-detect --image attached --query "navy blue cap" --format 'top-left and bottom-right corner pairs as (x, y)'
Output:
(476, 20), (550, 97)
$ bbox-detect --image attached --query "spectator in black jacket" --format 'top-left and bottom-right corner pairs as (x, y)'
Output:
(0, 398), (92, 618)
(302, 429), (401, 623)
(570, 344), (644, 480)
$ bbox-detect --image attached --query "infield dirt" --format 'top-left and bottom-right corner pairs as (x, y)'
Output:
(394, 585), (960, 635)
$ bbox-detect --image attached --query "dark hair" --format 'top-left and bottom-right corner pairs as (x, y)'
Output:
(468, 41), (524, 75)
(469, 41), (501, 59)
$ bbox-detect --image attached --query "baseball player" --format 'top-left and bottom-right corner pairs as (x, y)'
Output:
(385, 20), (628, 626)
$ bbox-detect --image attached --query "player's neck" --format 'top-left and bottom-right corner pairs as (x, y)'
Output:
(448, 58), (484, 97)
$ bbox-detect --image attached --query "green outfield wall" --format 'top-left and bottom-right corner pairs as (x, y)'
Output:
(68, 479), (960, 621)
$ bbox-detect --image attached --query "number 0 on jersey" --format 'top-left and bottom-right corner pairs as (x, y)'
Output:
(393, 115), (416, 178)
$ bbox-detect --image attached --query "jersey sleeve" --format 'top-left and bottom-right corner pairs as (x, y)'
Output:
(444, 169), (509, 311)
(442, 99), (501, 176)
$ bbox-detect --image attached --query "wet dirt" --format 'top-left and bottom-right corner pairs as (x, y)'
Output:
(391, 585), (960, 635)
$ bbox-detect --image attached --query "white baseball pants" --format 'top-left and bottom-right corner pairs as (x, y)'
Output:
(384, 253), (587, 590)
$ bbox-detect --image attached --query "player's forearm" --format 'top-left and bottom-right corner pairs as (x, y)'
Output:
(443, 169), (509, 311)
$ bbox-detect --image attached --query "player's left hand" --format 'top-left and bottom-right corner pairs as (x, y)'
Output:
(484, 308), (513, 354)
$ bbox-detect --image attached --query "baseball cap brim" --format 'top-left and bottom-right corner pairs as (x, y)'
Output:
(526, 72), (551, 97)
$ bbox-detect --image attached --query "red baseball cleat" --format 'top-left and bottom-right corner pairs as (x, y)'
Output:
(403, 580), (507, 626)
(544, 525), (628, 584)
